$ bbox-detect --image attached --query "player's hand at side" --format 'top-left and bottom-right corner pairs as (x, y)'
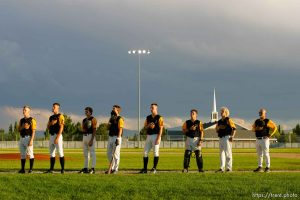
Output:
(115, 139), (120, 146)
(229, 137), (233, 142)
(54, 137), (59, 144)
(88, 140), (93, 146)
(155, 137), (161, 145)
(197, 140), (202, 147)
(28, 140), (33, 146)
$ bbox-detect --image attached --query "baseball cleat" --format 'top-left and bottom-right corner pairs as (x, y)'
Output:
(199, 169), (205, 173)
(61, 170), (65, 174)
(182, 169), (188, 173)
(264, 167), (270, 173)
(139, 169), (147, 174)
(79, 168), (88, 174)
(18, 169), (25, 174)
(226, 169), (232, 172)
(28, 170), (33, 174)
(44, 170), (54, 174)
(253, 167), (263, 172)
(111, 170), (117, 174)
(150, 168), (157, 174)
(215, 169), (224, 173)
(89, 168), (95, 174)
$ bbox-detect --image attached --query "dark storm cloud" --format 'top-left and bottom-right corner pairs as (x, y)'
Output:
(0, 0), (299, 129)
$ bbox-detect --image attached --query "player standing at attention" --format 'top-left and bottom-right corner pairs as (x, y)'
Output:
(18, 105), (36, 173)
(182, 109), (205, 173)
(252, 108), (277, 173)
(106, 105), (124, 174)
(139, 103), (164, 174)
(45, 103), (65, 174)
(215, 107), (236, 173)
(79, 107), (97, 174)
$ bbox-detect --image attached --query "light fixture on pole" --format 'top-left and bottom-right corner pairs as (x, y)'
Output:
(128, 49), (151, 141)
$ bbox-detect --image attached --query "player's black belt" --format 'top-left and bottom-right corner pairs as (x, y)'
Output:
(147, 133), (158, 135)
(256, 137), (266, 139)
(21, 135), (30, 138)
(186, 135), (199, 139)
(83, 133), (93, 136)
(219, 135), (230, 138)
(50, 133), (57, 136)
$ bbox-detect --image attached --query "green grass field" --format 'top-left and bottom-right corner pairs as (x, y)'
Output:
(0, 148), (299, 199)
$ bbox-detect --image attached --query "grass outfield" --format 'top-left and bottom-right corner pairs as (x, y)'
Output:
(0, 173), (299, 200)
(0, 148), (299, 199)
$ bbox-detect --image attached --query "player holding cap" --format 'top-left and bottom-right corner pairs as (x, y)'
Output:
(215, 107), (236, 173)
(139, 103), (164, 174)
(79, 107), (97, 174)
(18, 105), (36, 173)
(252, 108), (277, 173)
(45, 103), (65, 174)
(106, 105), (124, 174)
(182, 109), (204, 173)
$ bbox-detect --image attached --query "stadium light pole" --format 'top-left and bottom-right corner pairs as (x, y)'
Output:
(128, 49), (151, 141)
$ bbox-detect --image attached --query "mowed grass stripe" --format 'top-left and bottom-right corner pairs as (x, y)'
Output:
(0, 173), (299, 200)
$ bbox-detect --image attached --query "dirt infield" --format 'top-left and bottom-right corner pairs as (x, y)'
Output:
(0, 153), (69, 160)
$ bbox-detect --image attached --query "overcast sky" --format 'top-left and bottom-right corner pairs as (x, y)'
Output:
(0, 0), (299, 131)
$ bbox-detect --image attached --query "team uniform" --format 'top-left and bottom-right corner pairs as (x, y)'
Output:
(18, 117), (36, 173)
(47, 113), (65, 173)
(252, 119), (277, 172)
(142, 114), (164, 173)
(81, 116), (97, 173)
(182, 120), (204, 172)
(107, 116), (124, 173)
(216, 117), (236, 172)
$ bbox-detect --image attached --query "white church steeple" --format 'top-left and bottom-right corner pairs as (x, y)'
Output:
(210, 89), (218, 122)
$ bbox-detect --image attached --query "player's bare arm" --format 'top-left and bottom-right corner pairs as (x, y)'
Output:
(89, 119), (97, 146)
(55, 123), (64, 144)
(155, 125), (163, 145)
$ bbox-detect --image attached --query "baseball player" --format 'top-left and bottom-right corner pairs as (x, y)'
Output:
(215, 107), (236, 173)
(18, 105), (36, 173)
(139, 103), (164, 174)
(106, 105), (124, 174)
(182, 109), (204, 173)
(252, 108), (277, 173)
(79, 107), (97, 174)
(45, 103), (65, 174)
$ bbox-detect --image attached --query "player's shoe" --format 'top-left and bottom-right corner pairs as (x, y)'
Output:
(28, 170), (33, 174)
(139, 169), (147, 174)
(226, 169), (232, 172)
(253, 167), (263, 172)
(44, 170), (54, 174)
(79, 168), (88, 174)
(150, 168), (157, 174)
(199, 169), (205, 173)
(215, 169), (224, 173)
(61, 169), (65, 174)
(18, 169), (25, 174)
(111, 170), (117, 174)
(182, 168), (188, 173)
(264, 167), (270, 173)
(89, 168), (95, 174)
